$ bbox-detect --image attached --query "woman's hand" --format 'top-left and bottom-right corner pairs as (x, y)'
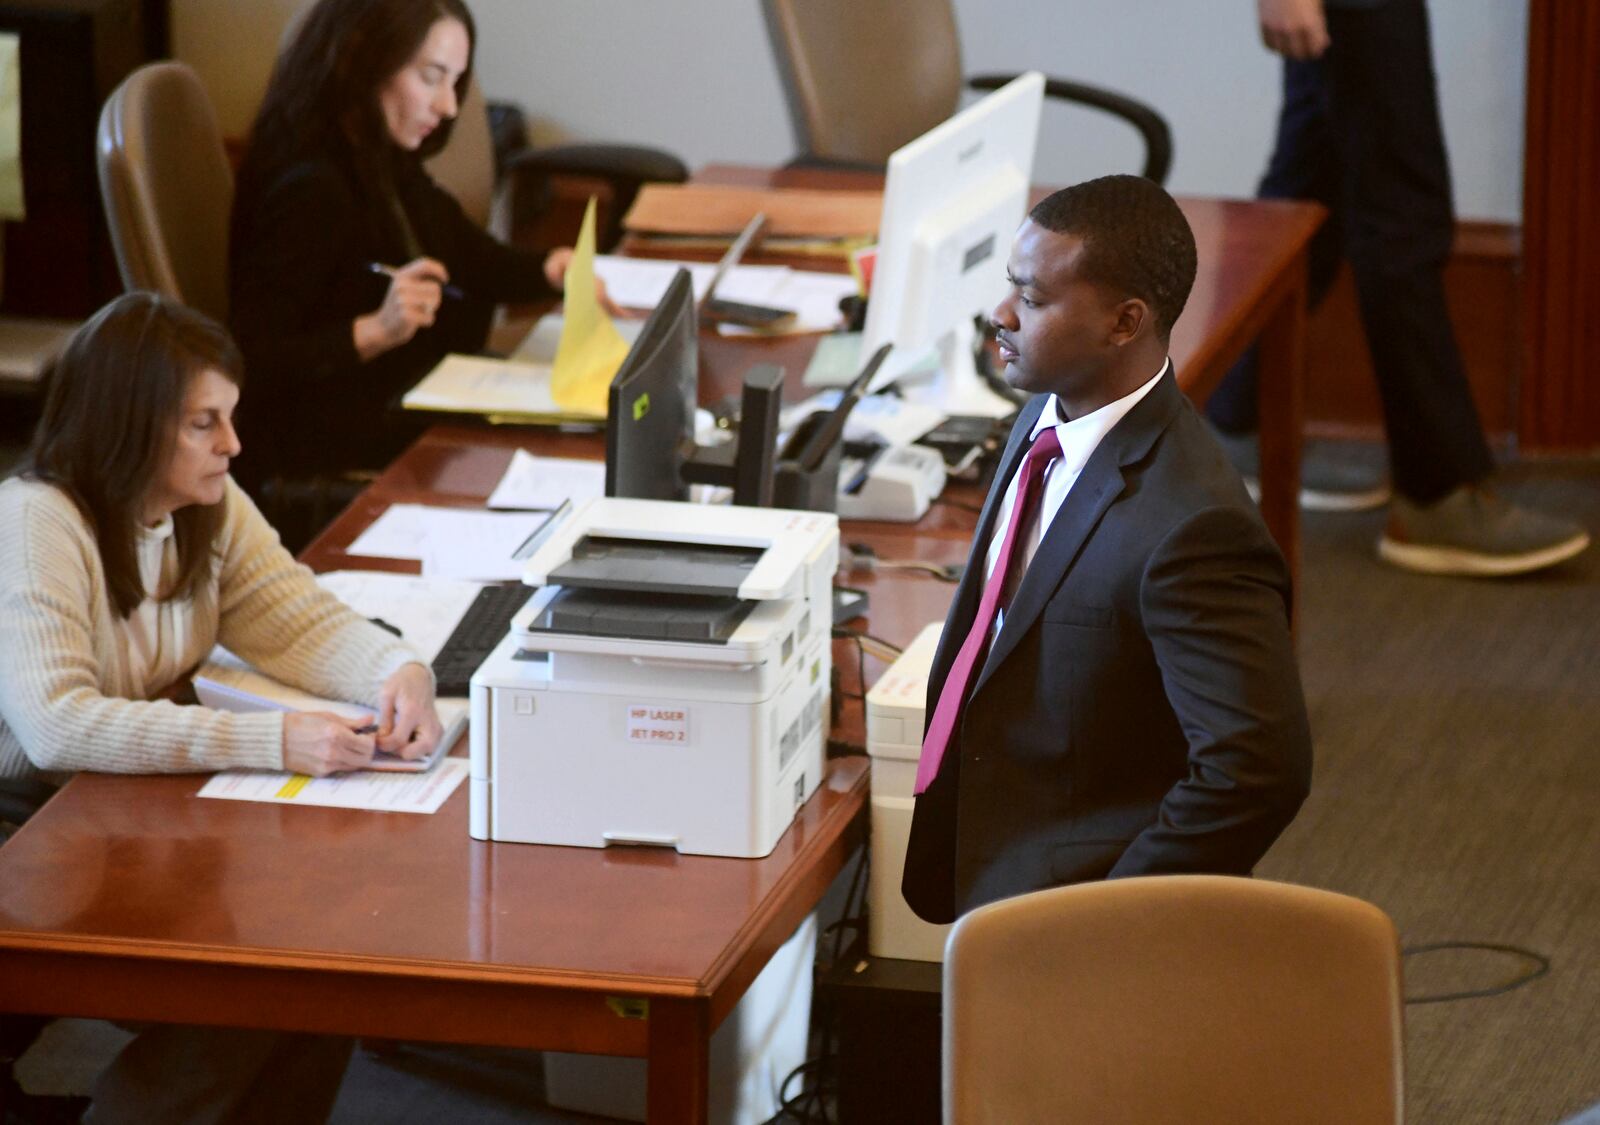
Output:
(374, 662), (443, 761)
(543, 247), (623, 317)
(354, 257), (450, 359)
(283, 712), (376, 776)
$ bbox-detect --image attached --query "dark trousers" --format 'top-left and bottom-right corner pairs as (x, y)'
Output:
(1205, 0), (1494, 504)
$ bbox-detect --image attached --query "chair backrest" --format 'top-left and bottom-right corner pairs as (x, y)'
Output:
(424, 75), (496, 231)
(96, 62), (233, 323)
(762, 0), (964, 166)
(943, 875), (1405, 1125)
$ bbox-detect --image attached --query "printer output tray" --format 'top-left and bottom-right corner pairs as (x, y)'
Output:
(522, 587), (757, 644)
(549, 535), (764, 598)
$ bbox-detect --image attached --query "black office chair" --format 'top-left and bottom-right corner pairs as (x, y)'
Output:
(761, 0), (1172, 183)
(425, 76), (687, 252)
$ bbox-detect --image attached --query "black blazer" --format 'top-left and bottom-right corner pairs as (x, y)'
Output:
(902, 370), (1313, 923)
(228, 156), (556, 484)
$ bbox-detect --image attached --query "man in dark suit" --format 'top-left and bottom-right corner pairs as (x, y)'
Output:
(902, 175), (1314, 924)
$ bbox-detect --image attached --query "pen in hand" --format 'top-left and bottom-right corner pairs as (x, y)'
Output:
(366, 261), (466, 302)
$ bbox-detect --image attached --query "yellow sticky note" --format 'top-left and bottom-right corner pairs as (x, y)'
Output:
(550, 196), (630, 415)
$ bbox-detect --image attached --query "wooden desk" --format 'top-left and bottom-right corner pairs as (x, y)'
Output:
(0, 173), (1319, 1123)
(0, 430), (920, 1125)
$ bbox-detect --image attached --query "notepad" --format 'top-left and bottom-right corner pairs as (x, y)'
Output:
(403, 314), (646, 424)
(193, 648), (467, 773)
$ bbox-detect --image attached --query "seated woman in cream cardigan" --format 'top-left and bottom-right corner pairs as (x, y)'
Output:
(0, 292), (445, 1123)
(0, 290), (442, 785)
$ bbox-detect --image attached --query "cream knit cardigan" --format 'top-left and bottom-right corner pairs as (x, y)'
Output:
(0, 475), (421, 782)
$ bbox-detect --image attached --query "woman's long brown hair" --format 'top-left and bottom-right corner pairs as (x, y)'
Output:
(27, 292), (245, 618)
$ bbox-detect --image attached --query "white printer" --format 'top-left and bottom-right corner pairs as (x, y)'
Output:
(469, 497), (839, 858)
(865, 622), (952, 961)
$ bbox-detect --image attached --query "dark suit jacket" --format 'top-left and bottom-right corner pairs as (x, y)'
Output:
(902, 370), (1313, 924)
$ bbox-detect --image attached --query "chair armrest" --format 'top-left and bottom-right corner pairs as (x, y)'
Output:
(967, 73), (1173, 186)
(500, 143), (689, 250)
(503, 143), (688, 188)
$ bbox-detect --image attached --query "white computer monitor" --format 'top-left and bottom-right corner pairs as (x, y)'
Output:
(862, 71), (1045, 417)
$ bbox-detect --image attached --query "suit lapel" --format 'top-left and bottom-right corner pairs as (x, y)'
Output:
(973, 370), (1185, 693)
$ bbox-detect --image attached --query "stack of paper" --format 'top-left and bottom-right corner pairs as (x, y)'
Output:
(313, 571), (483, 663)
(592, 255), (857, 335)
(485, 449), (605, 511)
(346, 504), (557, 581)
(622, 183), (882, 247)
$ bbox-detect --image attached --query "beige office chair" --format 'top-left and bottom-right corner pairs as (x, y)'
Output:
(95, 61), (233, 324)
(762, 0), (1172, 181)
(943, 875), (1404, 1124)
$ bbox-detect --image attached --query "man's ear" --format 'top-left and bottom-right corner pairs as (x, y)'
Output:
(1109, 298), (1150, 347)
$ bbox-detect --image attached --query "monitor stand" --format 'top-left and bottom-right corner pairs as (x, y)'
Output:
(876, 319), (1017, 419)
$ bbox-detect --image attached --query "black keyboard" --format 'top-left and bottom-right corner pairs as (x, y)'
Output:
(431, 584), (535, 696)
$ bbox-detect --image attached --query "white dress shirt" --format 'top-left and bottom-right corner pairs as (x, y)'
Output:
(985, 360), (1170, 632)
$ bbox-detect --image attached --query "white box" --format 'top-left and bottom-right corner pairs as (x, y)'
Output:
(865, 622), (952, 962)
(544, 913), (818, 1123)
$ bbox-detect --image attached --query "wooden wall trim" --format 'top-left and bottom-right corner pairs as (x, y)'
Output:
(1304, 220), (1520, 445)
(1521, 0), (1600, 451)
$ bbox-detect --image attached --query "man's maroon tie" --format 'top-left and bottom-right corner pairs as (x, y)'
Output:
(914, 426), (1062, 794)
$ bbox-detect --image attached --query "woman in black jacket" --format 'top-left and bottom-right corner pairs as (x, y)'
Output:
(229, 0), (577, 500)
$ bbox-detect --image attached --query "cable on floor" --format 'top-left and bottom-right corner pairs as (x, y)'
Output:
(1401, 941), (1551, 1005)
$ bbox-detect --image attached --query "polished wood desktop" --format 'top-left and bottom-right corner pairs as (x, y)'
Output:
(0, 172), (1320, 1125)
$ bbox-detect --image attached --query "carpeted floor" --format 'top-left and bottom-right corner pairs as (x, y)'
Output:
(1256, 453), (1600, 1125)
(12, 444), (1600, 1123)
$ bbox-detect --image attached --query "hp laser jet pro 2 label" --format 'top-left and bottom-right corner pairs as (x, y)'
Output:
(627, 703), (690, 746)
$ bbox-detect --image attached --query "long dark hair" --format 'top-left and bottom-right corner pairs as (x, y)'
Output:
(234, 0), (477, 257)
(27, 293), (245, 619)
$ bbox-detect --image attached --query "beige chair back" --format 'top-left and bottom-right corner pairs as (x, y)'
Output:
(96, 62), (233, 323)
(424, 75), (497, 231)
(943, 875), (1404, 1124)
(763, 0), (964, 165)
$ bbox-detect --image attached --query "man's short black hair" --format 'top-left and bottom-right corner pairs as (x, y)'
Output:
(1028, 174), (1197, 340)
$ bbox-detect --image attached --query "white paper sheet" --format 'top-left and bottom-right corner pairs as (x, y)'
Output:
(347, 505), (551, 581)
(198, 757), (468, 814)
(314, 570), (483, 663)
(716, 269), (857, 336)
(592, 255), (794, 310)
(485, 449), (606, 511)
(780, 391), (946, 448)
(593, 256), (713, 309)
